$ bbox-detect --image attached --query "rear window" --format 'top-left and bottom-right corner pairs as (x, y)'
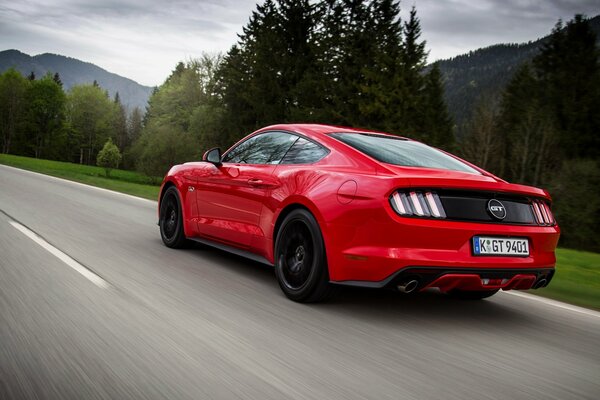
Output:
(330, 133), (480, 174)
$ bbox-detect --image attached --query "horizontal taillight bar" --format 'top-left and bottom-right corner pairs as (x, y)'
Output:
(390, 190), (446, 219)
(531, 199), (555, 226)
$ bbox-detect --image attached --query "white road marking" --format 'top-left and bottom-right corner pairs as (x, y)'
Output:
(503, 290), (600, 319)
(9, 221), (110, 289)
(0, 164), (156, 204)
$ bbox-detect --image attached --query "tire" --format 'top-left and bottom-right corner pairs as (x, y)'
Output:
(159, 186), (189, 249)
(274, 209), (337, 303)
(447, 289), (499, 300)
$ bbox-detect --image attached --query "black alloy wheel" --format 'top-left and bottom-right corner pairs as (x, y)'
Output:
(275, 209), (337, 302)
(159, 186), (189, 248)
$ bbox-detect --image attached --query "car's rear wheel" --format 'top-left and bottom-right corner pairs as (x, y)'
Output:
(159, 186), (189, 248)
(274, 209), (337, 303)
(447, 289), (499, 300)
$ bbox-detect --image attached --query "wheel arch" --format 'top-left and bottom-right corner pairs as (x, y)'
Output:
(271, 198), (330, 263)
(158, 178), (194, 237)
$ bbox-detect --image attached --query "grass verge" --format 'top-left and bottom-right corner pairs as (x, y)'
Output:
(2, 154), (598, 310)
(0, 154), (160, 200)
(532, 248), (600, 311)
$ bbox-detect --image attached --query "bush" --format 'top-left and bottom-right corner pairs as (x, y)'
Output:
(96, 138), (122, 177)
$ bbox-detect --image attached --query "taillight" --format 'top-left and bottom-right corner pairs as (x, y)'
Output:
(390, 190), (446, 219)
(531, 199), (555, 226)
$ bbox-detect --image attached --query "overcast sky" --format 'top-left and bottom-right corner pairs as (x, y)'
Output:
(1, 0), (598, 87)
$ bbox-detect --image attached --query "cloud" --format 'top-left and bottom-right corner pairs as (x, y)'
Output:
(0, 0), (256, 85)
(414, 0), (600, 61)
(1, 0), (598, 85)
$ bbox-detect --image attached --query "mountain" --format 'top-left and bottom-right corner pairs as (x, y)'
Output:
(0, 50), (153, 110)
(437, 14), (600, 132)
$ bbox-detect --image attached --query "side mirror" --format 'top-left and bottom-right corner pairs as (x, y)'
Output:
(203, 147), (222, 166)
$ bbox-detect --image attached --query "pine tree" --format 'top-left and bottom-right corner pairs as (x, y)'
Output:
(534, 15), (600, 159)
(397, 6), (427, 137)
(53, 72), (62, 87)
(28, 71), (35, 81)
(113, 92), (128, 151)
(357, 0), (404, 131)
(421, 63), (454, 149)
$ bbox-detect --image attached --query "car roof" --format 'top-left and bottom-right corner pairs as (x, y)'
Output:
(256, 123), (410, 141)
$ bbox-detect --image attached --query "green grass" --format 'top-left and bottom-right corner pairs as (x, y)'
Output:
(532, 248), (600, 310)
(0, 154), (160, 200)
(1, 154), (599, 310)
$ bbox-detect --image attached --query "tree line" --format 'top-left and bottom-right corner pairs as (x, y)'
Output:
(0, 70), (143, 169)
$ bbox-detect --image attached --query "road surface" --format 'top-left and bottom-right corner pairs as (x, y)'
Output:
(1, 164), (599, 400)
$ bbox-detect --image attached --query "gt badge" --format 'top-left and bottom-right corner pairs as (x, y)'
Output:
(487, 199), (506, 220)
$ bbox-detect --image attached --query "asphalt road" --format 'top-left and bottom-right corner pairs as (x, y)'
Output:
(1, 164), (599, 400)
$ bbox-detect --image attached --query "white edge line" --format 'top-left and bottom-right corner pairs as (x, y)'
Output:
(503, 290), (600, 319)
(0, 163), (157, 204)
(9, 220), (110, 289)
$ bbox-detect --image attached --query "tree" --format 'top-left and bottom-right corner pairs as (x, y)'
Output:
(548, 159), (600, 251)
(134, 125), (197, 182)
(459, 96), (502, 173)
(122, 106), (144, 169)
(533, 15), (600, 159)
(497, 63), (558, 185)
(132, 55), (222, 178)
(53, 72), (62, 87)
(421, 63), (455, 149)
(96, 138), (121, 177)
(112, 92), (128, 151)
(66, 84), (115, 164)
(24, 73), (66, 159)
(0, 69), (28, 154)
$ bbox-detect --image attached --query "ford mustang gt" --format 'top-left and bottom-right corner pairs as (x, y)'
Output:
(158, 124), (559, 302)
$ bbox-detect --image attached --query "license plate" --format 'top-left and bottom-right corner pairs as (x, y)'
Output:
(472, 236), (529, 256)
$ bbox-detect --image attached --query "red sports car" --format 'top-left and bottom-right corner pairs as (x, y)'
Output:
(158, 124), (559, 302)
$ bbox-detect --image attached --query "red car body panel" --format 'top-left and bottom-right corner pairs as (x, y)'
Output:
(159, 124), (559, 291)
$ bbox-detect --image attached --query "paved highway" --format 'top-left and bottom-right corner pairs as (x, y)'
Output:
(1, 164), (599, 400)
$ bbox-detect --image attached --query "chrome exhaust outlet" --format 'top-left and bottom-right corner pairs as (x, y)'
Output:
(397, 279), (419, 294)
(533, 278), (547, 289)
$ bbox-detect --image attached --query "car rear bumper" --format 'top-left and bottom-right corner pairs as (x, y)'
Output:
(333, 266), (554, 292)
(325, 215), (559, 290)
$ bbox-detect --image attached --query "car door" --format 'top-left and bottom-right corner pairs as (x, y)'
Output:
(195, 131), (298, 248)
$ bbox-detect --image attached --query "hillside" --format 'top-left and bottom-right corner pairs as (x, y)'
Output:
(0, 50), (153, 110)
(437, 14), (600, 132)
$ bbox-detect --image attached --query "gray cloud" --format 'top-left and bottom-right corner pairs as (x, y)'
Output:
(1, 0), (598, 85)
(415, 0), (599, 61)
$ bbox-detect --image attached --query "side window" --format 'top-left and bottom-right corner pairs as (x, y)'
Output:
(223, 131), (298, 164)
(280, 137), (329, 164)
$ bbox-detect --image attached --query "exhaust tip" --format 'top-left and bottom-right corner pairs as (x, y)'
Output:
(398, 279), (419, 294)
(533, 278), (547, 289)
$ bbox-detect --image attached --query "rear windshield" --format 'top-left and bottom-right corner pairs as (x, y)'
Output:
(330, 133), (480, 174)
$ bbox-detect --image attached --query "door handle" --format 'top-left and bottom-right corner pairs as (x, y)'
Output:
(247, 178), (264, 186)
(248, 178), (279, 188)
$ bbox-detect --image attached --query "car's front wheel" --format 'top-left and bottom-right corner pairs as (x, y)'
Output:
(274, 209), (337, 303)
(159, 186), (189, 248)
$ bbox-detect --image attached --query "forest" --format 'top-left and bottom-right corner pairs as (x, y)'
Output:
(0, 1), (598, 251)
